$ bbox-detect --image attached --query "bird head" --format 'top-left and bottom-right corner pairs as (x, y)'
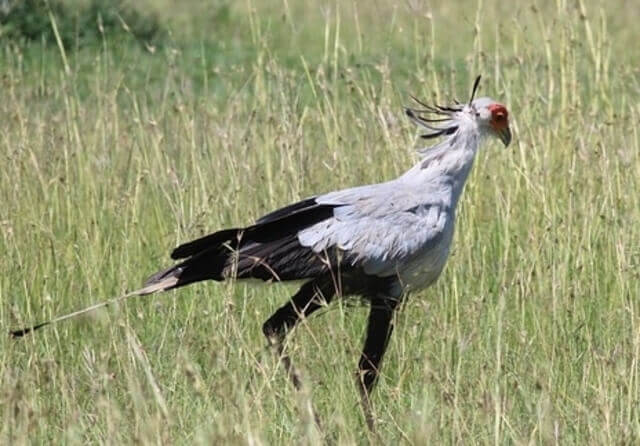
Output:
(405, 75), (511, 148)
(469, 96), (511, 147)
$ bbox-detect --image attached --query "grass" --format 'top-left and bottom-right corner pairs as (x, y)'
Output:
(2, 0), (640, 443)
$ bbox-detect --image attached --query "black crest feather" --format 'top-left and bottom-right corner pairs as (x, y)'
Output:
(405, 75), (482, 140)
(469, 75), (482, 105)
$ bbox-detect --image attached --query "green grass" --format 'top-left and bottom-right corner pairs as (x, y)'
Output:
(2, 0), (640, 443)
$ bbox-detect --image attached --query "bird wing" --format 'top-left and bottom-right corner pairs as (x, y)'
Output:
(298, 181), (450, 276)
(170, 197), (337, 260)
(164, 193), (345, 284)
(162, 178), (449, 285)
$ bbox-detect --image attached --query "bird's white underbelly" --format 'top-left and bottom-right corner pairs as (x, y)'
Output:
(397, 223), (454, 291)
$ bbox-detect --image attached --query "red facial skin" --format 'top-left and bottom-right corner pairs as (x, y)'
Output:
(488, 103), (509, 131)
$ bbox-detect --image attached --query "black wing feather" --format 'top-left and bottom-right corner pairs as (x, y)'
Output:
(146, 197), (343, 289)
(170, 228), (239, 260)
(171, 197), (338, 260)
(256, 196), (320, 224)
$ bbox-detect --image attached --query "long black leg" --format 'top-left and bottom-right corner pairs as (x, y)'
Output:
(357, 296), (399, 430)
(262, 277), (336, 389)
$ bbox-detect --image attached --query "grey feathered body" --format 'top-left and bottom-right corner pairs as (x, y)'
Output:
(298, 114), (482, 295)
(146, 102), (491, 304)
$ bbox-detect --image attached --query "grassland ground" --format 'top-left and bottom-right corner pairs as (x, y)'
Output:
(2, 0), (640, 444)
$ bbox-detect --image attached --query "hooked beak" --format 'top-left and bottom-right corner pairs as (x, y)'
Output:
(497, 126), (511, 147)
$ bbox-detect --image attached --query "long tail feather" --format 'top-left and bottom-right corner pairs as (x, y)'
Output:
(9, 276), (179, 338)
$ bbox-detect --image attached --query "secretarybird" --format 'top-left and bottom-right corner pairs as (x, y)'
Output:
(11, 75), (511, 427)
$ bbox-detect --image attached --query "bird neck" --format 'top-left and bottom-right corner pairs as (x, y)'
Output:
(404, 122), (484, 208)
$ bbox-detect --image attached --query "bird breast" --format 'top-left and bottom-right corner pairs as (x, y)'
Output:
(396, 216), (455, 291)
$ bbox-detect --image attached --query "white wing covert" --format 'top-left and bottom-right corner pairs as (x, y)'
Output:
(297, 182), (450, 277)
